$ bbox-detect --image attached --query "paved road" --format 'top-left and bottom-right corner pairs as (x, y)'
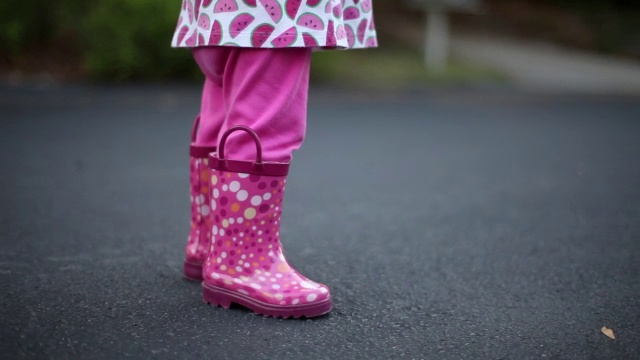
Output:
(452, 33), (640, 95)
(1, 84), (639, 359)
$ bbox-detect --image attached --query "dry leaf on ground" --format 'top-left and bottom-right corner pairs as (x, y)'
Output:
(601, 326), (615, 340)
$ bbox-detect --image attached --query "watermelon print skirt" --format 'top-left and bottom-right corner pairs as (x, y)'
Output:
(172, 0), (377, 49)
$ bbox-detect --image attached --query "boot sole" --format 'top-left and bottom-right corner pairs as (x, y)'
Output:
(183, 260), (204, 281)
(202, 283), (332, 319)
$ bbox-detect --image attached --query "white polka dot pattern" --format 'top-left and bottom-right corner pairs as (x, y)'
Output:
(203, 169), (330, 306)
(185, 157), (213, 264)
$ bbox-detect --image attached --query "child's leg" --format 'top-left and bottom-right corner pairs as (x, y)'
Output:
(192, 48), (230, 146)
(193, 47), (312, 162)
(183, 48), (230, 281)
(195, 47), (332, 317)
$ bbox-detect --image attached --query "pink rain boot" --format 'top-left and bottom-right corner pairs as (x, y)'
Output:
(184, 116), (217, 281)
(201, 126), (332, 318)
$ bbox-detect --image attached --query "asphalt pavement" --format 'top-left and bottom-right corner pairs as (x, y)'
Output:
(1, 83), (639, 359)
(452, 33), (640, 95)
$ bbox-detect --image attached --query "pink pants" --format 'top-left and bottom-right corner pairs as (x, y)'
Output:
(192, 47), (312, 162)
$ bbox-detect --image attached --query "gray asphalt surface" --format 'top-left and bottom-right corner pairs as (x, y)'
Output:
(1, 84), (639, 359)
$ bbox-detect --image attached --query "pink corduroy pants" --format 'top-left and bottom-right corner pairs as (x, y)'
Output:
(192, 47), (312, 162)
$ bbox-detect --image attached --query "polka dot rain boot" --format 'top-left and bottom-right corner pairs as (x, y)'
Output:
(202, 126), (332, 318)
(184, 116), (217, 281)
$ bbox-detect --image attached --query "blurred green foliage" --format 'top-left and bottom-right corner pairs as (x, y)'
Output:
(0, 0), (196, 80)
(0, 1), (54, 60)
(537, 0), (639, 54)
(81, 0), (196, 80)
(0, 0), (637, 81)
(555, 1), (639, 54)
(311, 46), (505, 87)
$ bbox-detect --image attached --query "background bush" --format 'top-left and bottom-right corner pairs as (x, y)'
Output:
(0, 0), (638, 81)
(0, 0), (196, 80)
(0, 1), (55, 62)
(81, 0), (197, 80)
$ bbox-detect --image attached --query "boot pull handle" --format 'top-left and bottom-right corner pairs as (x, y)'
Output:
(218, 125), (263, 165)
(190, 115), (201, 143)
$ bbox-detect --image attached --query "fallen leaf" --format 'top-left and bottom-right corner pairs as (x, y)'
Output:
(601, 326), (615, 340)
